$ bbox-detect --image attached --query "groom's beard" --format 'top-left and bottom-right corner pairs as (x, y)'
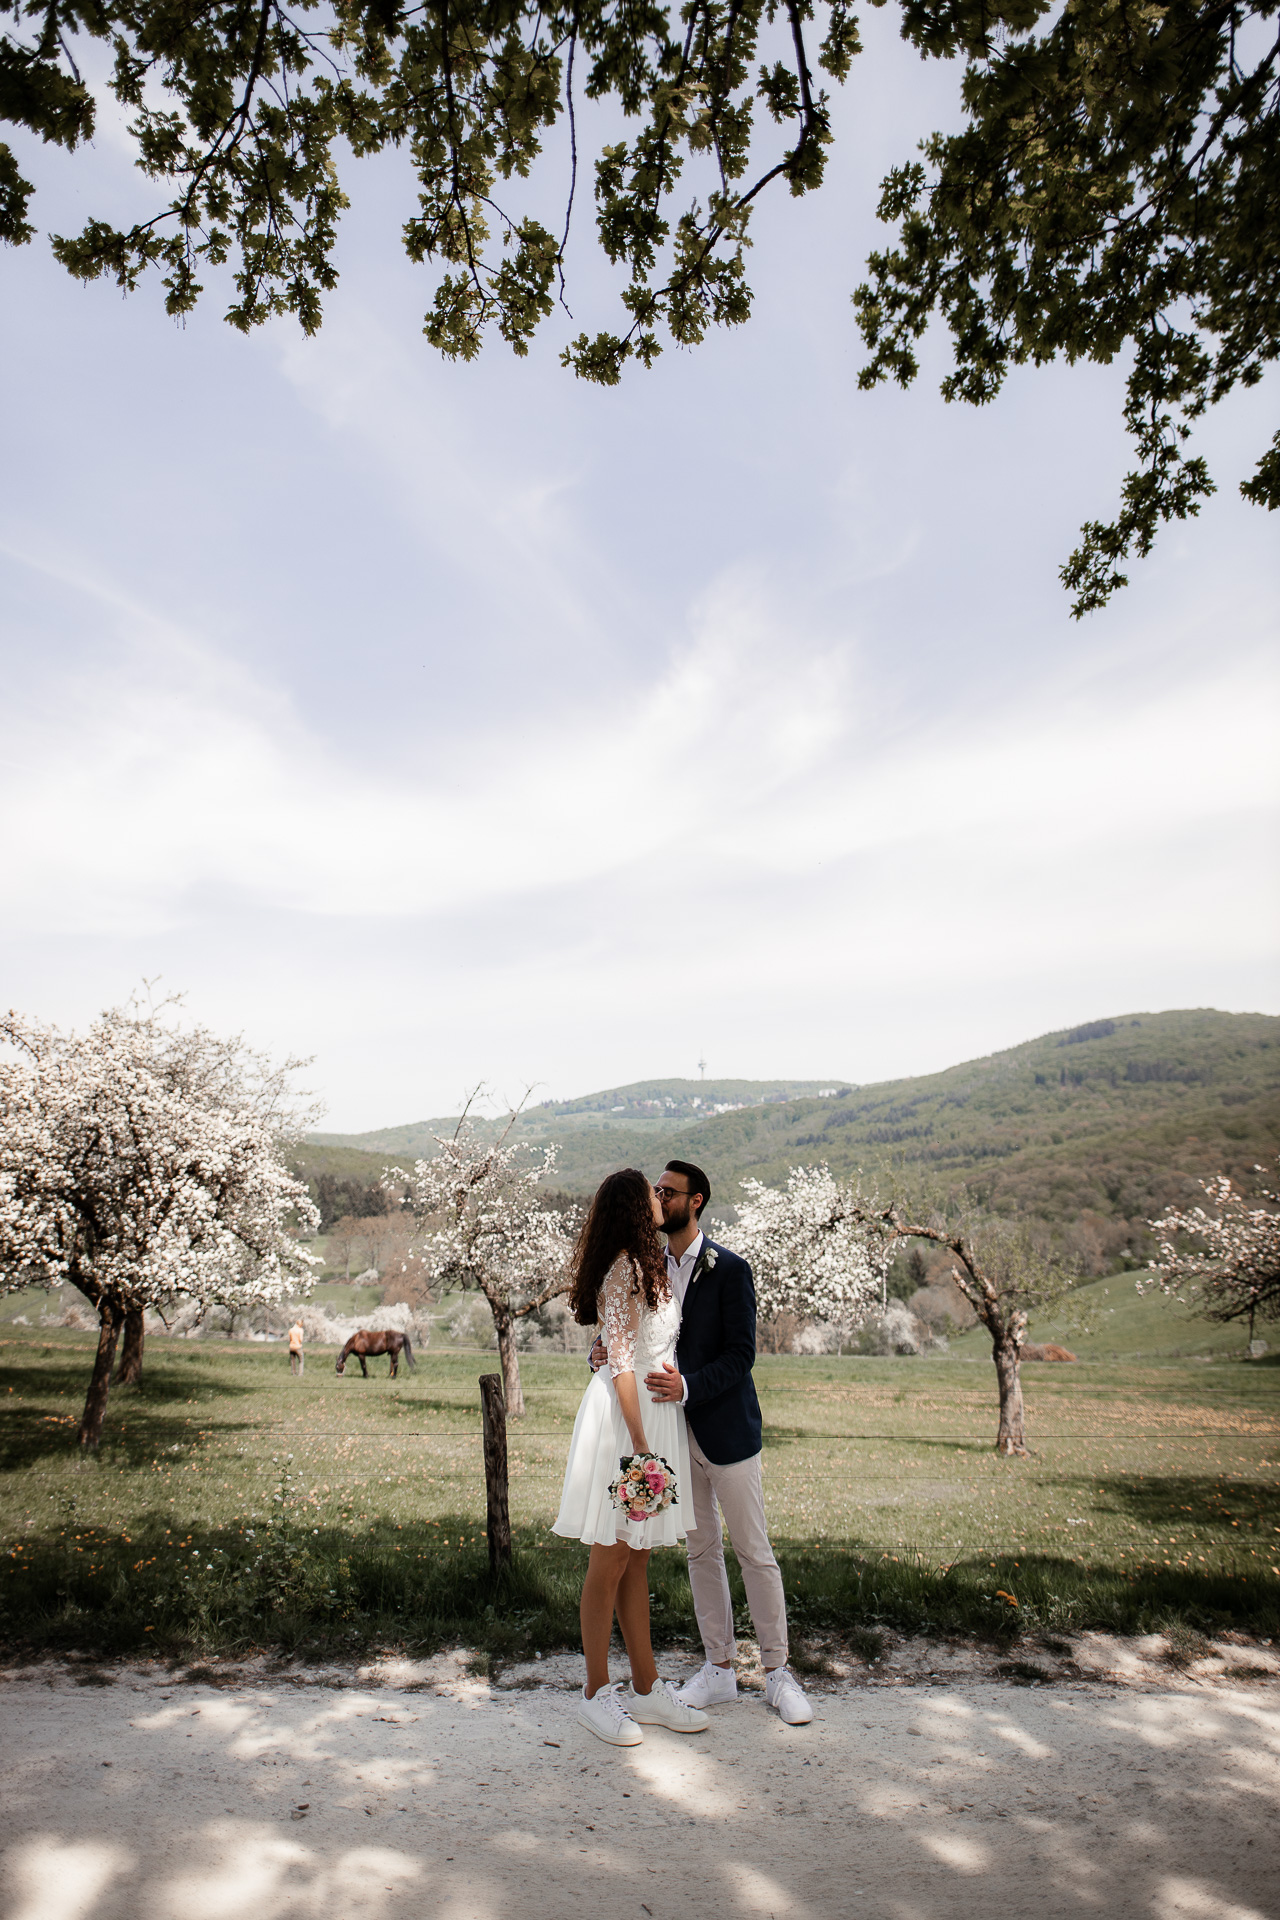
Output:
(662, 1198), (695, 1236)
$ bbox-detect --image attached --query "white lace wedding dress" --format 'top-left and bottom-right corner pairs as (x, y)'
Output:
(552, 1253), (692, 1550)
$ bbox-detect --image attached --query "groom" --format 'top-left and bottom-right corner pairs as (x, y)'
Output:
(644, 1160), (813, 1726)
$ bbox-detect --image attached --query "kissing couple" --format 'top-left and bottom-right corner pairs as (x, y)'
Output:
(552, 1161), (813, 1744)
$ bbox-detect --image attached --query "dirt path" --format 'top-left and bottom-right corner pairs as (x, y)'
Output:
(2, 1646), (1278, 1920)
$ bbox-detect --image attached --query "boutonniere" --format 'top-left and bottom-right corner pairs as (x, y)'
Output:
(690, 1244), (717, 1285)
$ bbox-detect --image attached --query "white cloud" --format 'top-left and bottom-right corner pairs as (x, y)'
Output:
(2, 528), (1275, 1120)
(5, 543), (1274, 933)
(0, 554), (857, 931)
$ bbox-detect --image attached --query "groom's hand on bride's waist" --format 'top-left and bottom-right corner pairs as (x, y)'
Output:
(644, 1361), (684, 1403)
(589, 1336), (607, 1372)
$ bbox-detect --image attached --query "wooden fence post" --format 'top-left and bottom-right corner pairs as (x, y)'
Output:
(479, 1373), (512, 1572)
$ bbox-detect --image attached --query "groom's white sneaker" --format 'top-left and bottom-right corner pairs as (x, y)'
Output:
(674, 1661), (739, 1709)
(577, 1683), (643, 1746)
(622, 1678), (709, 1734)
(765, 1667), (814, 1724)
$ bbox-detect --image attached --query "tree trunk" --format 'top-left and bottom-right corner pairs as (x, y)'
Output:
(993, 1324), (1029, 1456)
(80, 1303), (125, 1449)
(495, 1316), (525, 1419)
(114, 1307), (145, 1385)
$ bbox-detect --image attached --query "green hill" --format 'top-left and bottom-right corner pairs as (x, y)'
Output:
(533, 1076), (849, 1121)
(298, 1009), (1279, 1271)
(305, 1076), (847, 1160)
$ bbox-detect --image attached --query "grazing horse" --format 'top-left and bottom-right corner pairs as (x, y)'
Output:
(335, 1330), (416, 1378)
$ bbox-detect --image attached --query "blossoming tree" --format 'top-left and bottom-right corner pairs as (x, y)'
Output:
(393, 1116), (579, 1417)
(0, 998), (320, 1447)
(733, 1162), (1076, 1455)
(854, 1195), (1076, 1455)
(731, 1165), (887, 1348)
(1145, 1165), (1280, 1347)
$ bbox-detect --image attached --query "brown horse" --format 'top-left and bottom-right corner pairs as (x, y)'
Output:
(335, 1330), (416, 1378)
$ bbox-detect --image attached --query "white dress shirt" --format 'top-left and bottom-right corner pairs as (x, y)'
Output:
(666, 1228), (705, 1308)
(665, 1229), (704, 1404)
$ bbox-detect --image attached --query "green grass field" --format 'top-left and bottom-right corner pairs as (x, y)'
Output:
(2, 1292), (1277, 1664)
(309, 1283), (387, 1317)
(958, 1270), (1275, 1363)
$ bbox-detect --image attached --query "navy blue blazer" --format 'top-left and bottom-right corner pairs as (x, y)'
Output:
(675, 1237), (763, 1467)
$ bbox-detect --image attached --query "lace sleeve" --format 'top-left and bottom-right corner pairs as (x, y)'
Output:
(602, 1256), (642, 1378)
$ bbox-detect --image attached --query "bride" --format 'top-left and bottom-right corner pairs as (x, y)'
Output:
(552, 1168), (710, 1746)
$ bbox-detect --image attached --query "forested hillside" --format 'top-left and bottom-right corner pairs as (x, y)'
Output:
(298, 1010), (1279, 1271)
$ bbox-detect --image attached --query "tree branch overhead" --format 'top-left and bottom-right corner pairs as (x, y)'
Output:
(2, 0), (1273, 600)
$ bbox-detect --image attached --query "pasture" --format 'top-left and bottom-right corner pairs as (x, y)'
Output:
(1, 1323), (1277, 1662)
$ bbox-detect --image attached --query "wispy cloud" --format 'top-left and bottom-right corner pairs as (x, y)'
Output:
(3, 539), (1274, 973)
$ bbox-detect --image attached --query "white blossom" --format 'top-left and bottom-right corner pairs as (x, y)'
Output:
(392, 1121), (579, 1416)
(729, 1164), (887, 1336)
(1144, 1163), (1280, 1336)
(0, 997), (321, 1440)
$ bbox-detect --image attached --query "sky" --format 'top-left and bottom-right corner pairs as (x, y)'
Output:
(2, 14), (1278, 1130)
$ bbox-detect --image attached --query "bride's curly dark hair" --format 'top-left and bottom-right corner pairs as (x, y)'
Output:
(568, 1168), (670, 1327)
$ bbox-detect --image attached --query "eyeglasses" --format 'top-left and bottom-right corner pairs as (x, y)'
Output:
(654, 1184), (690, 1200)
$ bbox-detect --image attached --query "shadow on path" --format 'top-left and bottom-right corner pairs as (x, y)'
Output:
(1, 1669), (1277, 1920)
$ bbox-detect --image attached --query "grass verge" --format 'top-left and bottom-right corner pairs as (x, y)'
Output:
(3, 1331), (1278, 1663)
(4, 1518), (1277, 1664)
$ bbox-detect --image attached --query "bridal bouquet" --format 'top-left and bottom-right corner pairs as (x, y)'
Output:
(609, 1452), (678, 1520)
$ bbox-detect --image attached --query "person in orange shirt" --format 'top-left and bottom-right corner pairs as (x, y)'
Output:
(288, 1320), (305, 1375)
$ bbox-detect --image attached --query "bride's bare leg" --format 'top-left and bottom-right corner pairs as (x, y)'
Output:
(614, 1547), (658, 1695)
(581, 1541), (633, 1697)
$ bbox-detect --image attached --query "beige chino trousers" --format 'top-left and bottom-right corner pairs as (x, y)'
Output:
(684, 1428), (788, 1669)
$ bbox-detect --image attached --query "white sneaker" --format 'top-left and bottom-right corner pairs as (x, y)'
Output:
(622, 1678), (710, 1734)
(577, 1683), (643, 1746)
(675, 1661), (739, 1709)
(765, 1667), (813, 1725)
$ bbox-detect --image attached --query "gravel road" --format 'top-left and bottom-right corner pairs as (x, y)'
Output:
(2, 1648), (1278, 1920)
